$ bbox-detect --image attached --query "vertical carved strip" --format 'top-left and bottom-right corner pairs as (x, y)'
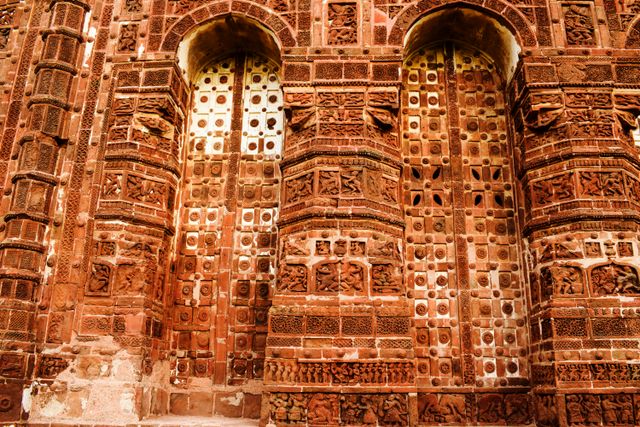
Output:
(0, 0), (89, 343)
(0, 0), (89, 422)
(512, 57), (640, 425)
(443, 43), (476, 385)
(264, 68), (413, 422)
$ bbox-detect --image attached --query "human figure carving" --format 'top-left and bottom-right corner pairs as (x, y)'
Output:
(125, 0), (142, 12)
(316, 263), (340, 291)
(87, 264), (110, 293)
(341, 263), (364, 291)
(278, 264), (307, 292)
(318, 171), (339, 195)
(582, 395), (601, 424)
(307, 394), (335, 423)
(286, 174), (313, 203)
(381, 394), (408, 425)
(283, 240), (308, 256)
(564, 5), (595, 45)
(603, 172), (625, 196)
(592, 263), (640, 295)
(533, 180), (553, 205)
(372, 264), (400, 293)
(117, 24), (138, 52)
(381, 179), (397, 202)
(341, 169), (362, 194)
(565, 395), (584, 424)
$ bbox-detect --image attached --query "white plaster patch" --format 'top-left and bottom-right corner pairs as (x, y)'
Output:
(193, 279), (201, 301)
(119, 391), (135, 414)
(21, 384), (33, 413)
(82, 26), (96, 68)
(112, 354), (137, 380)
(344, 350), (358, 360)
(221, 392), (243, 407)
(39, 396), (66, 418)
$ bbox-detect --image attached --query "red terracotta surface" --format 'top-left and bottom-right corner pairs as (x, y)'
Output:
(0, 0), (639, 425)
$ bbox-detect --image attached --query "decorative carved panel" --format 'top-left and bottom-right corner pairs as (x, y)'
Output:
(172, 53), (283, 384)
(403, 43), (529, 388)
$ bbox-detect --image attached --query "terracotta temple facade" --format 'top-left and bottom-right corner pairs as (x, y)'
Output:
(1, 0), (640, 425)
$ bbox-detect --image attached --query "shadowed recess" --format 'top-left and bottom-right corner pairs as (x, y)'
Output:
(404, 7), (521, 82)
(177, 14), (281, 82)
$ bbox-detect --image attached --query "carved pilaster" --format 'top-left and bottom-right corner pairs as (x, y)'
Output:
(0, 0), (89, 421)
(27, 62), (188, 421)
(264, 78), (415, 424)
(511, 59), (640, 425)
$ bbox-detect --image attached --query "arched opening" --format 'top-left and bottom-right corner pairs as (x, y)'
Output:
(402, 9), (529, 400)
(187, 54), (283, 158)
(177, 14), (282, 82)
(169, 17), (283, 414)
(404, 7), (521, 82)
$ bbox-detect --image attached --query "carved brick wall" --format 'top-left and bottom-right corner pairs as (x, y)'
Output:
(0, 0), (639, 424)
(403, 44), (531, 423)
(169, 54), (281, 405)
(0, 0), (90, 421)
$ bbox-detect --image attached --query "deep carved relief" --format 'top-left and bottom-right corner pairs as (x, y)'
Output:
(278, 264), (308, 292)
(591, 262), (640, 295)
(541, 264), (584, 297)
(4, 0), (640, 424)
(327, 3), (358, 45)
(86, 263), (112, 296)
(563, 5), (596, 46)
(117, 24), (138, 52)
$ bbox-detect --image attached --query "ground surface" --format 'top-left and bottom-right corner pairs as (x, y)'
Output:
(22, 416), (259, 427)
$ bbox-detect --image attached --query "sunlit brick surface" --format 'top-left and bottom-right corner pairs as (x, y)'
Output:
(0, 0), (640, 425)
